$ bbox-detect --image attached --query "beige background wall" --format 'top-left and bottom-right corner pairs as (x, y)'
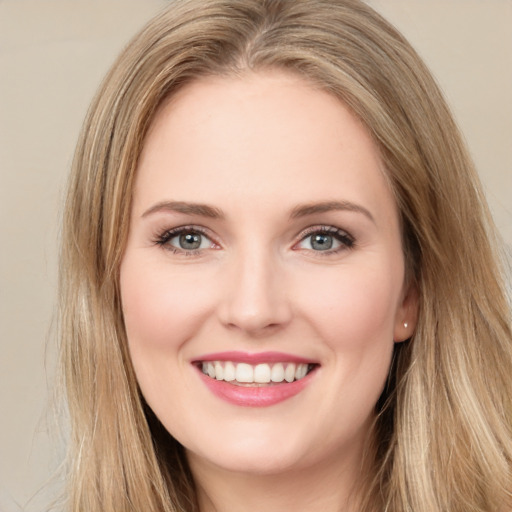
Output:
(0, 1), (510, 510)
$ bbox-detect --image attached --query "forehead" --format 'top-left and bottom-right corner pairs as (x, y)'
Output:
(134, 70), (397, 227)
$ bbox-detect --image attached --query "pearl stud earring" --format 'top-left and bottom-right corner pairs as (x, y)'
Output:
(404, 322), (408, 328)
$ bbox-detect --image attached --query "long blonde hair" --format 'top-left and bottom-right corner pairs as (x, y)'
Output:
(59, 0), (512, 510)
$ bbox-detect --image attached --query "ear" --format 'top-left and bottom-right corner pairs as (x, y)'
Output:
(393, 284), (419, 343)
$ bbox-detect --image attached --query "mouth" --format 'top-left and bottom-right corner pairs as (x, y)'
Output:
(192, 351), (319, 406)
(197, 360), (317, 386)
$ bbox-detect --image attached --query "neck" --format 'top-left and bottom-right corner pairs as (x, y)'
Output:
(187, 438), (374, 512)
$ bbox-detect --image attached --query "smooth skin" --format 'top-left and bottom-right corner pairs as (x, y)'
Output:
(120, 71), (417, 512)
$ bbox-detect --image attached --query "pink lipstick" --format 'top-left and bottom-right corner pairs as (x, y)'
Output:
(192, 351), (318, 407)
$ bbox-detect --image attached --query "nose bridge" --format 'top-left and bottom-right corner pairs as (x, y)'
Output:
(219, 240), (290, 334)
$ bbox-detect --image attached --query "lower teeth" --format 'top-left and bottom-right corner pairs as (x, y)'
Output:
(231, 376), (309, 386)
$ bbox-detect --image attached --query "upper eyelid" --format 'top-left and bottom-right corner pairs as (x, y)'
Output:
(296, 224), (353, 239)
(160, 224), (214, 237)
(155, 224), (218, 246)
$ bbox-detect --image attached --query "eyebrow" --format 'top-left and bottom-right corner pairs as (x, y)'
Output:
(141, 199), (374, 223)
(141, 201), (224, 219)
(290, 200), (375, 223)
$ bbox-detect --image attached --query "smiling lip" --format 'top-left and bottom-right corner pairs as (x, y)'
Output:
(193, 351), (314, 364)
(192, 351), (318, 407)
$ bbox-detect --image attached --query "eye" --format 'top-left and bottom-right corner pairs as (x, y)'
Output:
(155, 226), (217, 254)
(306, 233), (337, 251)
(295, 226), (354, 253)
(171, 231), (209, 250)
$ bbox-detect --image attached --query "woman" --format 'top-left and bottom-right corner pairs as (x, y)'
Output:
(59, 0), (512, 511)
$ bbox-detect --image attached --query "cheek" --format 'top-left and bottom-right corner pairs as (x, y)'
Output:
(293, 257), (402, 419)
(297, 260), (402, 350)
(119, 258), (216, 423)
(120, 259), (214, 354)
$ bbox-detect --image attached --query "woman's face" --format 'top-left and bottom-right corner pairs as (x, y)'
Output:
(120, 71), (416, 477)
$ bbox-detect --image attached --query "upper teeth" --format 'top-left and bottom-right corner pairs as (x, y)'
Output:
(201, 361), (309, 384)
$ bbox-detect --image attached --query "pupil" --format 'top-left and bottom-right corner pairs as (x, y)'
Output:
(179, 232), (201, 250)
(311, 234), (333, 250)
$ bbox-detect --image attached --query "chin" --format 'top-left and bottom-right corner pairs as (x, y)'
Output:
(188, 441), (310, 476)
(185, 424), (312, 476)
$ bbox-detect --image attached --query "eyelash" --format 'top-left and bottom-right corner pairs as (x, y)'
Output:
(154, 225), (217, 257)
(294, 225), (355, 255)
(153, 224), (355, 256)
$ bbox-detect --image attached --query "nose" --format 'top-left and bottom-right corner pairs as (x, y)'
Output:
(217, 247), (292, 336)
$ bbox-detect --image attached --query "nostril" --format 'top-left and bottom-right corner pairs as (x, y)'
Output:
(224, 319), (287, 337)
